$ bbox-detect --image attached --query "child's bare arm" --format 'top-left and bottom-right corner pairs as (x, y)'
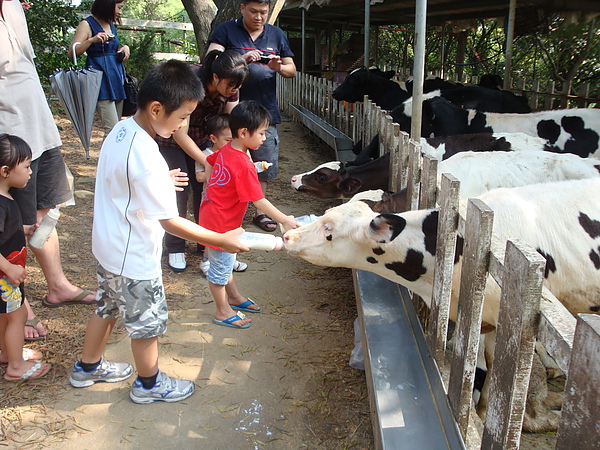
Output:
(160, 217), (249, 253)
(172, 124), (207, 166)
(0, 255), (26, 286)
(253, 198), (299, 231)
(196, 170), (208, 183)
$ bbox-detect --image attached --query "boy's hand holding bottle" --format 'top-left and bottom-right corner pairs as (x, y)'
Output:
(219, 228), (251, 253)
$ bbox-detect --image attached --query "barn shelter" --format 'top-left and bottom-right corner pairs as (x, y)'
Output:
(275, 0), (600, 85)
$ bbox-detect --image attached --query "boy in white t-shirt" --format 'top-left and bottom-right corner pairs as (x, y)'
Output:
(69, 60), (249, 404)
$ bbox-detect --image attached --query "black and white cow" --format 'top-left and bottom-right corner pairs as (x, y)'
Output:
(354, 151), (600, 213)
(283, 177), (600, 431)
(392, 96), (600, 158)
(332, 67), (411, 111)
(291, 132), (554, 199)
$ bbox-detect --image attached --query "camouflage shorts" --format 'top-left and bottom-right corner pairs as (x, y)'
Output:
(96, 264), (168, 339)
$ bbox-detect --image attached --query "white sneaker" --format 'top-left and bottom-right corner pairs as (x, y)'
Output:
(129, 370), (195, 404)
(199, 258), (210, 276)
(233, 260), (248, 272)
(168, 253), (186, 272)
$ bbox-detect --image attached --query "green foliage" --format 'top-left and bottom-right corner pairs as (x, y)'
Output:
(21, 0), (80, 85)
(376, 17), (600, 99)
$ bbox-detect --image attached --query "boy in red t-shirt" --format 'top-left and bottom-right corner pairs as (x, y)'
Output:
(199, 101), (298, 328)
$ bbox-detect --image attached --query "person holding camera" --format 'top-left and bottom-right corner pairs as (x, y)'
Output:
(206, 0), (296, 232)
(68, 0), (130, 138)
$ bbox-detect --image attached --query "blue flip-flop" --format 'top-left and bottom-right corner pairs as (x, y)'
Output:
(231, 299), (262, 313)
(213, 313), (252, 329)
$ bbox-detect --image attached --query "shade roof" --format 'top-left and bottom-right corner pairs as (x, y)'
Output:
(278, 0), (600, 29)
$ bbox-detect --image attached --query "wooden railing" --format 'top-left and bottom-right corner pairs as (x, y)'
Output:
(277, 72), (600, 449)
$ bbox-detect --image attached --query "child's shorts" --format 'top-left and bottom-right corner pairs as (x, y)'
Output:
(206, 247), (234, 285)
(0, 281), (23, 314)
(95, 264), (168, 339)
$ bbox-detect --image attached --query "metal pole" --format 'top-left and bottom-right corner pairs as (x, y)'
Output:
(301, 8), (306, 73)
(411, 0), (427, 141)
(440, 23), (445, 79)
(364, 0), (370, 66)
(503, 0), (516, 89)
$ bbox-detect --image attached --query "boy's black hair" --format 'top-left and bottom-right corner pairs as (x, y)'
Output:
(137, 60), (205, 115)
(90, 0), (121, 24)
(199, 50), (249, 91)
(229, 101), (271, 137)
(0, 134), (32, 170)
(206, 114), (231, 137)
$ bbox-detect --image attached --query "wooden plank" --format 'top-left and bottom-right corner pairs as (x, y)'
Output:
(447, 198), (494, 438)
(120, 17), (194, 31)
(427, 173), (460, 375)
(481, 239), (545, 449)
(555, 314), (600, 449)
(419, 154), (438, 210)
(538, 287), (576, 374)
(268, 0), (287, 24)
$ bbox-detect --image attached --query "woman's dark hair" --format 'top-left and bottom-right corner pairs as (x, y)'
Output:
(206, 114), (230, 137)
(229, 100), (271, 137)
(0, 134), (32, 170)
(137, 60), (205, 115)
(91, 0), (122, 24)
(199, 50), (249, 91)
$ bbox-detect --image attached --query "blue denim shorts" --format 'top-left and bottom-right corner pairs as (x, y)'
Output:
(206, 247), (234, 286)
(249, 125), (278, 182)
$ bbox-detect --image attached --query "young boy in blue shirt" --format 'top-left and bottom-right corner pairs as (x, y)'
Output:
(69, 60), (249, 404)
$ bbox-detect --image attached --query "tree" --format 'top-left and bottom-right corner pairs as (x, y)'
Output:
(211, 0), (241, 31)
(180, 0), (216, 56)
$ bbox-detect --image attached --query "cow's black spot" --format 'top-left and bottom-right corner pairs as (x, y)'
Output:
(579, 212), (600, 239)
(562, 116), (599, 158)
(537, 120), (561, 144)
(372, 247), (385, 255)
(366, 256), (378, 264)
(326, 234), (333, 241)
(422, 210), (439, 256)
(467, 112), (493, 134)
(589, 247), (600, 270)
(372, 214), (406, 242)
(455, 235), (464, 264)
(536, 248), (557, 278)
(384, 249), (427, 281)
(590, 305), (600, 312)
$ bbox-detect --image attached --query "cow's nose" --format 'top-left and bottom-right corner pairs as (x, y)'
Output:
(291, 176), (297, 183)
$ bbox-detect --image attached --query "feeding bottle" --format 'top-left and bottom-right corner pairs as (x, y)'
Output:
(254, 161), (273, 173)
(29, 206), (61, 249)
(280, 214), (320, 232)
(239, 232), (283, 251)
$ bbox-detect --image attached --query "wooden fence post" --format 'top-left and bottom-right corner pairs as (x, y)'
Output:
(555, 314), (600, 449)
(448, 199), (494, 438)
(481, 239), (545, 449)
(427, 173), (460, 376)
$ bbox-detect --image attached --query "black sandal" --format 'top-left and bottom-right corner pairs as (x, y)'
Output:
(253, 214), (277, 232)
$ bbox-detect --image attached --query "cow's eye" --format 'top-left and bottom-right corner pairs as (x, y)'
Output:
(317, 174), (327, 183)
(324, 224), (332, 232)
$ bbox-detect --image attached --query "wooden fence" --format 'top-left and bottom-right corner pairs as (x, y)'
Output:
(277, 72), (600, 449)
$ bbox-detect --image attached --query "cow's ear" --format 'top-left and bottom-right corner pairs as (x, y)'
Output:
(340, 177), (362, 195)
(368, 214), (406, 243)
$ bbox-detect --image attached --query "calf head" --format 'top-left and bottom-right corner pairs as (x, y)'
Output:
(290, 161), (346, 198)
(283, 201), (439, 301)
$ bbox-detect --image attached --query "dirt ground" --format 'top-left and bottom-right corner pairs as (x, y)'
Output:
(0, 112), (373, 449)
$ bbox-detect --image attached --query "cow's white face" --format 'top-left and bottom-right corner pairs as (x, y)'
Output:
(284, 201), (439, 301)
